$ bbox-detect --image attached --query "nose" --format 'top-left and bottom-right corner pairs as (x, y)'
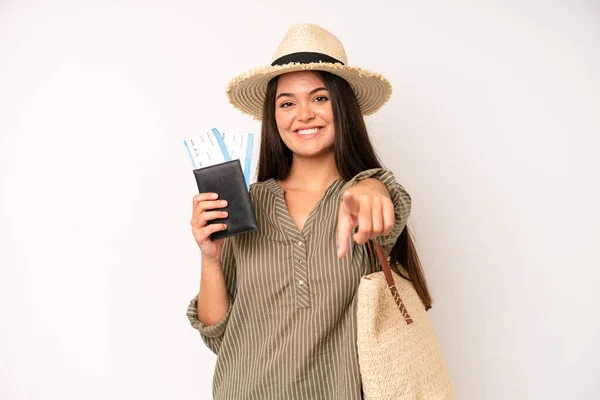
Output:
(297, 101), (315, 122)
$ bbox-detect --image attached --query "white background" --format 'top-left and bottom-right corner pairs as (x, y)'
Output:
(1, 1), (599, 399)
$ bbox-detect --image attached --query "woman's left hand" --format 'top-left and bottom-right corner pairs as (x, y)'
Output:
(337, 178), (395, 258)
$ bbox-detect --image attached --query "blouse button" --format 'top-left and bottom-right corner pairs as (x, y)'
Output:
(298, 280), (304, 286)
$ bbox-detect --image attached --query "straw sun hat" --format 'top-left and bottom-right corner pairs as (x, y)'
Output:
(226, 23), (392, 120)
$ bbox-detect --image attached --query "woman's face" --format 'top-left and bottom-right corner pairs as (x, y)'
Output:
(274, 71), (335, 159)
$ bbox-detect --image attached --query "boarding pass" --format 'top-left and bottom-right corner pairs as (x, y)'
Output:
(184, 128), (259, 189)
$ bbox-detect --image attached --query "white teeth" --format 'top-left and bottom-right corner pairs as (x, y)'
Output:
(297, 128), (319, 135)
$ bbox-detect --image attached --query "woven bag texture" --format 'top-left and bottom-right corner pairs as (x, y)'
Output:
(357, 269), (456, 400)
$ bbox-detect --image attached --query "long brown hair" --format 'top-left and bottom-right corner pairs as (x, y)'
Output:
(257, 71), (432, 310)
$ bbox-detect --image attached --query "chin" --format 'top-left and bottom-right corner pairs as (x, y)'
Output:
(294, 146), (334, 159)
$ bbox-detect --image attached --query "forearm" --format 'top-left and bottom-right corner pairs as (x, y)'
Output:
(197, 257), (230, 327)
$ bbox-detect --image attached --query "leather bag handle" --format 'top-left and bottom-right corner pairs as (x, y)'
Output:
(366, 240), (413, 325)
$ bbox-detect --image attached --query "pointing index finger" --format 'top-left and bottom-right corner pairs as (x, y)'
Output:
(337, 192), (357, 258)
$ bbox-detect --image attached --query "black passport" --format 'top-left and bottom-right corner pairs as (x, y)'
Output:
(193, 159), (258, 240)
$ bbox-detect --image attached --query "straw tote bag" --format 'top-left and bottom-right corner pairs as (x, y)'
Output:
(356, 241), (456, 400)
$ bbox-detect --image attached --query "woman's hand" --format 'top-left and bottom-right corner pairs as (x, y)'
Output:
(190, 192), (229, 262)
(337, 178), (395, 258)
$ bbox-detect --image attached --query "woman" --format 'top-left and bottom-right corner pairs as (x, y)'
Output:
(187, 23), (432, 400)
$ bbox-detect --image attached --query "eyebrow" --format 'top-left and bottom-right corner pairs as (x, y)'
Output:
(276, 87), (328, 101)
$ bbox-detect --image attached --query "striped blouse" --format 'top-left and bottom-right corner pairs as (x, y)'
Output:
(187, 168), (411, 400)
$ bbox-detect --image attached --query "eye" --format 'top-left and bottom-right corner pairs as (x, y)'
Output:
(279, 101), (294, 108)
(314, 95), (329, 103)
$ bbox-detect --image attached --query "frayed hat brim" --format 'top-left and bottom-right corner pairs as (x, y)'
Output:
(226, 62), (392, 120)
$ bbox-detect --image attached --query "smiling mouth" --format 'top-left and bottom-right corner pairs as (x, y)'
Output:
(295, 127), (322, 136)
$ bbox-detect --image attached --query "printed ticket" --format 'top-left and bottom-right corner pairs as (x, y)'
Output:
(184, 128), (259, 188)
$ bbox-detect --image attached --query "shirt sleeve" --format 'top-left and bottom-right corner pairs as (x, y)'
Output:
(341, 168), (412, 255)
(186, 236), (237, 355)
